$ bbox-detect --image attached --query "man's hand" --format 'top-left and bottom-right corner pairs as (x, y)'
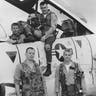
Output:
(7, 39), (17, 44)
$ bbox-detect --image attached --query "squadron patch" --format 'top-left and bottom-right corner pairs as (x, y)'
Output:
(6, 51), (17, 63)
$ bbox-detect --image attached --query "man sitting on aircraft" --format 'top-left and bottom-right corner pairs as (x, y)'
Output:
(27, 1), (58, 76)
(7, 21), (39, 44)
(61, 19), (75, 38)
(38, 1), (58, 76)
(7, 22), (26, 44)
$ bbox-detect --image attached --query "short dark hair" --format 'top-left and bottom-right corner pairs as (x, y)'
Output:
(11, 23), (19, 28)
(26, 47), (35, 53)
(40, 1), (48, 6)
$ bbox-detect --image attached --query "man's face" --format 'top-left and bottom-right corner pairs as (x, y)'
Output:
(63, 51), (72, 62)
(11, 25), (20, 35)
(26, 49), (35, 61)
(40, 4), (48, 14)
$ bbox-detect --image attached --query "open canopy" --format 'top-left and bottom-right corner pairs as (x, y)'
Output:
(5, 0), (38, 13)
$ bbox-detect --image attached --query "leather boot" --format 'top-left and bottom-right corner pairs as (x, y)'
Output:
(43, 64), (51, 76)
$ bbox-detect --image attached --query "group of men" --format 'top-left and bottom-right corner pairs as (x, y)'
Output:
(14, 47), (86, 96)
(7, 1), (86, 96)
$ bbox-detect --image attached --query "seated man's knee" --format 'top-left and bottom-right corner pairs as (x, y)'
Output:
(45, 44), (51, 51)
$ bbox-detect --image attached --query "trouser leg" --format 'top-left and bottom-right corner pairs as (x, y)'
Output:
(43, 36), (55, 76)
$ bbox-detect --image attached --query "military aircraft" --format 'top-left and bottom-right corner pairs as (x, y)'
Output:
(0, 0), (96, 96)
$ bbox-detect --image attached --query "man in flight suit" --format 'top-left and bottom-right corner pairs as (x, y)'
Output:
(39, 1), (58, 76)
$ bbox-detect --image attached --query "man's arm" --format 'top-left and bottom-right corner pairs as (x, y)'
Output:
(18, 34), (26, 43)
(7, 34), (17, 44)
(45, 13), (58, 39)
(7, 38), (17, 44)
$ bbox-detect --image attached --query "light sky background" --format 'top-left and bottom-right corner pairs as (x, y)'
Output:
(0, 0), (96, 38)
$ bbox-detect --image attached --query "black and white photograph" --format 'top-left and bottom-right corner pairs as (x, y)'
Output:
(0, 0), (96, 96)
